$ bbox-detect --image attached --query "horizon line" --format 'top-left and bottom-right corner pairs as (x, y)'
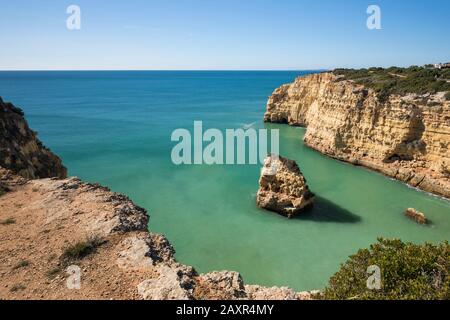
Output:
(0, 68), (330, 72)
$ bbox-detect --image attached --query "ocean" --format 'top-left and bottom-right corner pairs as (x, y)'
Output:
(1, 71), (449, 291)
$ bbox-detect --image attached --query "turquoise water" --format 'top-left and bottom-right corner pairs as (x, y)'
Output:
(1, 71), (449, 291)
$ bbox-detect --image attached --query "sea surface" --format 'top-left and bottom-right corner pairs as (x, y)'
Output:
(1, 71), (449, 291)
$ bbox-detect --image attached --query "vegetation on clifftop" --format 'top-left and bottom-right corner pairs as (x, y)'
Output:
(320, 238), (449, 300)
(334, 66), (450, 101)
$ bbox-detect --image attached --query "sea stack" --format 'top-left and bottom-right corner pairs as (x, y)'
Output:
(257, 155), (314, 218)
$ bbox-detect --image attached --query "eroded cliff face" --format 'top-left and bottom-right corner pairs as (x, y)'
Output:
(0, 97), (67, 179)
(264, 72), (450, 199)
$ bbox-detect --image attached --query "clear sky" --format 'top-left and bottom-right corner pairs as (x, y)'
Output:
(1, 0), (449, 70)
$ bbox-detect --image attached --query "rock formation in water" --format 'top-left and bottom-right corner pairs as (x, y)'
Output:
(0, 97), (67, 179)
(0, 98), (312, 300)
(404, 208), (427, 224)
(257, 155), (314, 218)
(264, 73), (450, 199)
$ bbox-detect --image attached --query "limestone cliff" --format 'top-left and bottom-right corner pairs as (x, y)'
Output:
(264, 72), (450, 199)
(0, 97), (67, 179)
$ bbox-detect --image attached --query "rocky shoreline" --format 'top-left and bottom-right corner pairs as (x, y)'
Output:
(264, 72), (450, 199)
(0, 98), (312, 300)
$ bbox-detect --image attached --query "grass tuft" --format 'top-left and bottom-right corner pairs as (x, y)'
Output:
(1, 218), (16, 225)
(10, 284), (26, 292)
(60, 235), (105, 264)
(13, 260), (30, 270)
(46, 267), (62, 279)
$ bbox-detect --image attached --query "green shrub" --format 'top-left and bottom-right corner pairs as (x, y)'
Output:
(60, 235), (105, 264)
(319, 238), (449, 300)
(445, 92), (450, 101)
(13, 260), (29, 270)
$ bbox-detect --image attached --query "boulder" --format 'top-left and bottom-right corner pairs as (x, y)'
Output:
(137, 265), (195, 300)
(404, 208), (427, 224)
(257, 155), (314, 218)
(196, 271), (246, 299)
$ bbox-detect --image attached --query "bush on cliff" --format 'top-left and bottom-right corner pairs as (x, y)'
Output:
(445, 92), (450, 101)
(320, 238), (449, 300)
(334, 66), (450, 100)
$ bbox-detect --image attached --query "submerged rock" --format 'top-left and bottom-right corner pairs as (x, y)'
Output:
(404, 208), (427, 224)
(256, 155), (314, 218)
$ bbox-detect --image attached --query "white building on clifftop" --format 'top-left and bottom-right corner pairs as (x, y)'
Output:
(434, 63), (450, 69)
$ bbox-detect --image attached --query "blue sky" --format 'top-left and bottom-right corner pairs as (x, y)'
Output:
(1, 0), (449, 70)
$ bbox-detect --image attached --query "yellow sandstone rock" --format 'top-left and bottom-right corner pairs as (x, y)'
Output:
(257, 155), (314, 218)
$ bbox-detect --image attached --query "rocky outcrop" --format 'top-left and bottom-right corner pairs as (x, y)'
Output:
(264, 73), (450, 199)
(245, 285), (314, 300)
(196, 271), (247, 300)
(0, 97), (67, 179)
(257, 155), (314, 218)
(404, 208), (427, 224)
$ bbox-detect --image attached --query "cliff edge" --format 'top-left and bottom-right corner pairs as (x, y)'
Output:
(264, 72), (450, 199)
(0, 98), (67, 179)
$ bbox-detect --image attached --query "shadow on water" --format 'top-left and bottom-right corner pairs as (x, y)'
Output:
(295, 196), (361, 223)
